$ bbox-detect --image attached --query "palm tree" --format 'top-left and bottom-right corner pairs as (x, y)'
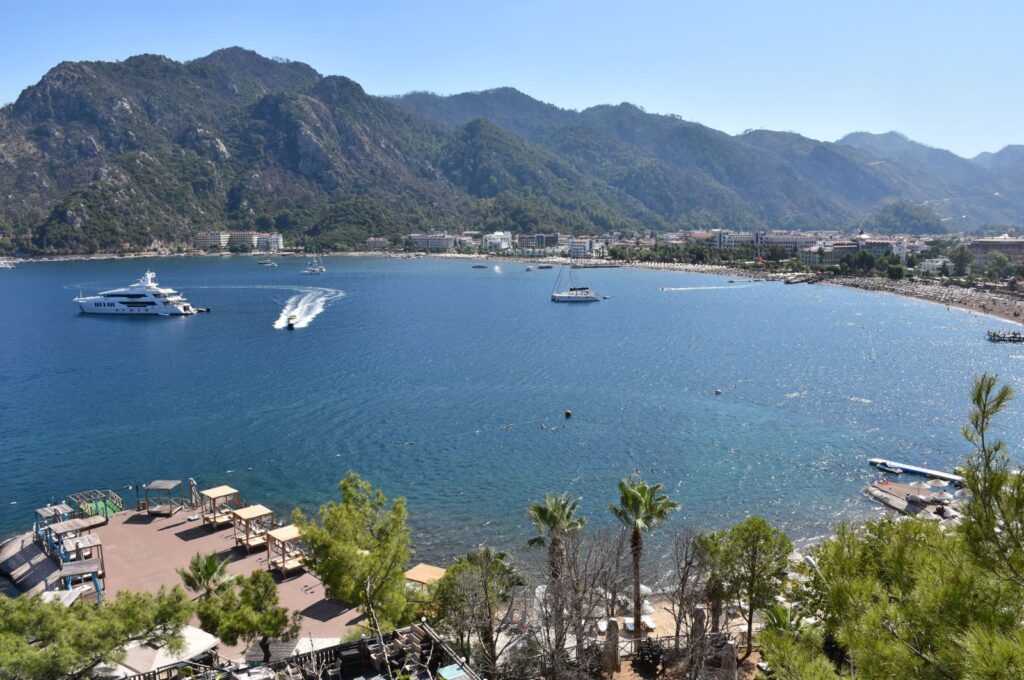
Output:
(609, 478), (679, 638)
(177, 552), (236, 601)
(526, 492), (586, 581)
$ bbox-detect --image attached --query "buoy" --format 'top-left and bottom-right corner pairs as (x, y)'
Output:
(564, 410), (573, 419)
(715, 389), (722, 395)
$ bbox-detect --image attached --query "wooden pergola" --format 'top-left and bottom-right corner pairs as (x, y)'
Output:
(231, 504), (274, 551)
(144, 480), (183, 516)
(199, 485), (241, 528)
(266, 524), (305, 576)
(61, 533), (104, 573)
(43, 515), (105, 559)
(33, 503), (74, 543)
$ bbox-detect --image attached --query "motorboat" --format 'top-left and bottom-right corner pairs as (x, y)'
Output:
(526, 266), (534, 272)
(287, 314), (297, 330)
(73, 271), (196, 316)
(257, 259), (278, 267)
(537, 265), (554, 269)
(876, 463), (903, 475)
(472, 264), (488, 269)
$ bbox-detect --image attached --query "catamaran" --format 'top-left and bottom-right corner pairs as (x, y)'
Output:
(73, 271), (197, 315)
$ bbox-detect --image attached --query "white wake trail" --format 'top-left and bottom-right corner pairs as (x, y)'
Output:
(188, 284), (345, 329)
(659, 284), (751, 292)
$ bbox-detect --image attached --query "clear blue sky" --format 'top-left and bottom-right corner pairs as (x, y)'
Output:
(2, 0), (1020, 157)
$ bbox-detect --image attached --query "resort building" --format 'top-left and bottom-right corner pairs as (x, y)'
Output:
(193, 231), (282, 252)
(193, 231), (230, 250)
(482, 231), (513, 251)
(969, 235), (1024, 263)
(569, 238), (594, 258)
(712, 229), (756, 249)
(366, 236), (389, 251)
(756, 231), (818, 254)
(919, 257), (952, 274)
(516, 233), (560, 250)
(256, 233), (284, 252)
(407, 232), (457, 252)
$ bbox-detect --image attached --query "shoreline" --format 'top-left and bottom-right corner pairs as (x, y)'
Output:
(826, 277), (1024, 327)
(14, 249), (1024, 326)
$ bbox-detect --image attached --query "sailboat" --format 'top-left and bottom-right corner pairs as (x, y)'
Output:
(303, 253), (326, 274)
(551, 259), (600, 303)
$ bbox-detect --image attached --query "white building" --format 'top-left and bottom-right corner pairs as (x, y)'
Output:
(920, 257), (952, 274)
(713, 230), (756, 249)
(193, 231), (230, 250)
(482, 231), (513, 251)
(757, 231), (818, 254)
(366, 237), (388, 251)
(256, 233), (284, 252)
(569, 238), (593, 259)
(408, 233), (456, 252)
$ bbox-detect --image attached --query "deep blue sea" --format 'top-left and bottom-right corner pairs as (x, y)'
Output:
(3, 256), (1024, 564)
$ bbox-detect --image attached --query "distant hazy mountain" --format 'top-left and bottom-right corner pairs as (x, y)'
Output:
(0, 48), (1020, 254)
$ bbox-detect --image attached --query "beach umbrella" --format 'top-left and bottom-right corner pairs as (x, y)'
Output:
(933, 491), (954, 503)
(927, 479), (949, 488)
(955, 488), (973, 499)
(909, 481), (932, 490)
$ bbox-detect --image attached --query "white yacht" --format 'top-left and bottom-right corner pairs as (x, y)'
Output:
(73, 271), (196, 316)
(0, 258), (15, 269)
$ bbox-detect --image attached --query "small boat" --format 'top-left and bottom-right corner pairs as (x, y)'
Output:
(472, 264), (488, 269)
(537, 265), (553, 270)
(0, 258), (15, 269)
(987, 330), (1024, 343)
(287, 314), (297, 330)
(526, 266), (534, 272)
(303, 254), (326, 274)
(257, 259), (278, 267)
(876, 463), (903, 474)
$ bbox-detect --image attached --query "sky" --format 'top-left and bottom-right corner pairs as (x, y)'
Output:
(1, 0), (1020, 157)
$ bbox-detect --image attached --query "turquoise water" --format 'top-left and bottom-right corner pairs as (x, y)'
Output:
(2, 256), (1024, 563)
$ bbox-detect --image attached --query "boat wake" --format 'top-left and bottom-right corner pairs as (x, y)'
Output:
(271, 287), (346, 329)
(659, 284), (751, 292)
(188, 285), (345, 328)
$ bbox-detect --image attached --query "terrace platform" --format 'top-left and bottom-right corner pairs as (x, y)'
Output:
(30, 509), (365, 661)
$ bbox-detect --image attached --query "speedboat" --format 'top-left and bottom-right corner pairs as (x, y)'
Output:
(551, 286), (600, 303)
(876, 463), (903, 475)
(73, 271), (196, 316)
(526, 266), (534, 272)
(258, 259), (278, 267)
(287, 314), (297, 330)
(472, 264), (488, 269)
(537, 265), (553, 270)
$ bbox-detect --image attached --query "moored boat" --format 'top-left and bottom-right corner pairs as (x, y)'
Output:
(987, 330), (1024, 343)
(876, 463), (903, 474)
(73, 271), (196, 316)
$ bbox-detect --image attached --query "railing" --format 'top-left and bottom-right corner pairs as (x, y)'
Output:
(68, 489), (124, 518)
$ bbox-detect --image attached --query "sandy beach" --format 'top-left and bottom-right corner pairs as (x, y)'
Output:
(827, 276), (1024, 327)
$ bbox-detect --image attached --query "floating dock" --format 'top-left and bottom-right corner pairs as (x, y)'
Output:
(869, 458), (963, 484)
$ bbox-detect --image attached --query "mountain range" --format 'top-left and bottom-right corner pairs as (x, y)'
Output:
(1, 47), (1022, 254)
